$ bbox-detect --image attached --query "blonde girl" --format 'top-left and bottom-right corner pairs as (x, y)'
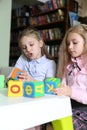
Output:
(53, 24), (87, 130)
(8, 28), (56, 130)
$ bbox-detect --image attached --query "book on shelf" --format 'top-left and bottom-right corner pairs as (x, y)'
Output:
(54, 45), (59, 57)
(57, 9), (64, 20)
(44, 2), (50, 11)
(42, 30), (47, 40)
(46, 45), (59, 57)
(45, 14), (51, 23)
(50, 12), (58, 22)
(45, 29), (50, 40)
(51, 45), (55, 56)
(59, 0), (65, 7)
(53, 28), (59, 39)
(49, 29), (54, 40)
(52, 0), (58, 9)
(46, 0), (53, 10)
(40, 15), (47, 24)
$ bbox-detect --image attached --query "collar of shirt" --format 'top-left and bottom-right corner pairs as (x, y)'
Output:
(67, 55), (87, 75)
(27, 55), (47, 64)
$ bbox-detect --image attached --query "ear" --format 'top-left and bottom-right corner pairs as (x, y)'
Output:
(39, 40), (44, 47)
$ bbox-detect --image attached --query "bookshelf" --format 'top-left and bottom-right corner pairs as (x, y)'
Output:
(10, 5), (30, 66)
(10, 0), (78, 66)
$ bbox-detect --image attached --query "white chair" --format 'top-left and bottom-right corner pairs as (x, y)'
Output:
(0, 66), (13, 77)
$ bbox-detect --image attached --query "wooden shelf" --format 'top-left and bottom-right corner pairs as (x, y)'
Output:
(10, 0), (78, 66)
(31, 7), (66, 17)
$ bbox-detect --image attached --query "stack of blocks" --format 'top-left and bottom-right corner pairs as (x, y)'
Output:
(8, 67), (24, 97)
(7, 68), (73, 130)
(8, 80), (44, 97)
(7, 68), (61, 97)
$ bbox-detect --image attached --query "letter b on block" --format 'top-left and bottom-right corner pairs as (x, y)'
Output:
(23, 81), (44, 98)
(8, 80), (23, 97)
(44, 78), (61, 94)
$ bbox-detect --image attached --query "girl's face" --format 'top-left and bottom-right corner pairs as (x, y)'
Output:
(20, 36), (43, 60)
(67, 32), (85, 58)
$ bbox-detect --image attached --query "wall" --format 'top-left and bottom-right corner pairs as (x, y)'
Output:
(0, 0), (12, 67)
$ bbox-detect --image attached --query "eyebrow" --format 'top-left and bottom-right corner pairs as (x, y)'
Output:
(67, 38), (77, 43)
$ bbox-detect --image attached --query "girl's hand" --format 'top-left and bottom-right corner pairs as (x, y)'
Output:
(18, 71), (36, 82)
(53, 85), (72, 97)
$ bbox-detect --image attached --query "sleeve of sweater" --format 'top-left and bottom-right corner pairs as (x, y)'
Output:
(62, 71), (87, 105)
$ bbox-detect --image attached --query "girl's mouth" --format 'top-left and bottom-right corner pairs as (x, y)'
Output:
(27, 53), (33, 58)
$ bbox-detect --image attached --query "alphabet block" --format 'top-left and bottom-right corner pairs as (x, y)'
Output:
(8, 80), (23, 97)
(44, 78), (61, 94)
(0, 75), (5, 88)
(23, 81), (44, 98)
(10, 67), (24, 80)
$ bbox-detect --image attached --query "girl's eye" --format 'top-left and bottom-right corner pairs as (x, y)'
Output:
(22, 46), (27, 50)
(66, 41), (77, 45)
(73, 42), (77, 44)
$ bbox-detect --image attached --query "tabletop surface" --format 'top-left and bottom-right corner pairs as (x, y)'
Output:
(0, 88), (72, 130)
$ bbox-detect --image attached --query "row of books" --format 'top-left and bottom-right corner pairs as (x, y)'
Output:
(46, 44), (60, 57)
(12, 5), (30, 18)
(11, 17), (30, 29)
(11, 27), (63, 43)
(38, 28), (63, 41)
(30, 9), (64, 26)
(30, 0), (65, 15)
(11, 9), (64, 29)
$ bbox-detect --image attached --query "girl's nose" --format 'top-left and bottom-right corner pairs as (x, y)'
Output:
(26, 45), (30, 52)
(68, 42), (73, 49)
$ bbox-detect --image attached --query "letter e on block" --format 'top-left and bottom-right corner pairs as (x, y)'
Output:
(8, 80), (23, 97)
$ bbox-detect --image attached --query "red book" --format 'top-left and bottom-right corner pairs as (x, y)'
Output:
(52, 0), (58, 9)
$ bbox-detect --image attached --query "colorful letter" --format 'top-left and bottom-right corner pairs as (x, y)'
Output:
(8, 80), (23, 97)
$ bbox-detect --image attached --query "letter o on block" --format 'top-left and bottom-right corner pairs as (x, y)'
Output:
(8, 80), (23, 97)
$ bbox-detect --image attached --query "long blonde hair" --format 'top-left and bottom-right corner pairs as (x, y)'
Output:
(18, 28), (52, 59)
(57, 24), (87, 79)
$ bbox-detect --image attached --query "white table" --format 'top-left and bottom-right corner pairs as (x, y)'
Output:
(0, 88), (72, 130)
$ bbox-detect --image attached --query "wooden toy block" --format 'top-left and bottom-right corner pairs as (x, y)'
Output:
(10, 67), (24, 80)
(44, 78), (61, 94)
(0, 75), (5, 88)
(8, 80), (23, 97)
(23, 81), (44, 98)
